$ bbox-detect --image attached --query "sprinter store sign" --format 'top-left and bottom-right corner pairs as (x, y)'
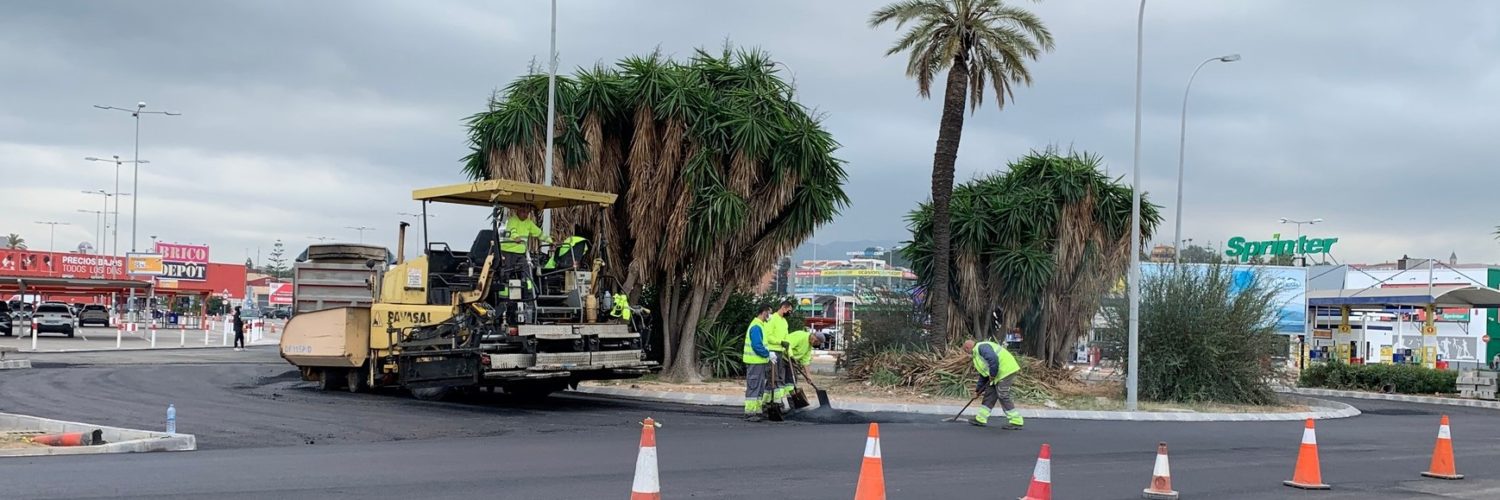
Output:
(1225, 235), (1338, 263)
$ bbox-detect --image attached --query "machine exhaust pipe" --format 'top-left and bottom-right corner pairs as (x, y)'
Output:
(397, 222), (410, 262)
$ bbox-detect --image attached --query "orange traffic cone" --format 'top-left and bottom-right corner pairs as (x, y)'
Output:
(28, 432), (89, 446)
(630, 417), (662, 500)
(1421, 415), (1464, 480)
(854, 422), (885, 500)
(1143, 442), (1178, 499)
(1283, 418), (1330, 490)
(1019, 443), (1053, 500)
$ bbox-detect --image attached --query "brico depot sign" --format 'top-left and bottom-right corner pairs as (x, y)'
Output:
(0, 249), (128, 280)
(154, 243), (211, 281)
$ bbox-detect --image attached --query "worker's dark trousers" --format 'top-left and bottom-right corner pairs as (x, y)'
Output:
(233, 332), (245, 349)
(978, 374), (1023, 426)
(771, 355), (795, 400)
(744, 364), (770, 414)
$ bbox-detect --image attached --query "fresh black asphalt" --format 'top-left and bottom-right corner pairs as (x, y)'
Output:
(2, 347), (1499, 499)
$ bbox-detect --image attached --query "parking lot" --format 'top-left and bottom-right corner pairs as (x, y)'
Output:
(0, 320), (283, 352)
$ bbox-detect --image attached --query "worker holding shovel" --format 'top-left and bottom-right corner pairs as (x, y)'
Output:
(785, 329), (826, 409)
(962, 339), (1023, 429)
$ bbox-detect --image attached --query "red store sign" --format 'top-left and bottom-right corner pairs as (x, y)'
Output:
(0, 249), (129, 280)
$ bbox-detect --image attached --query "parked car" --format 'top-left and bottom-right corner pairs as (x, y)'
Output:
(32, 303), (75, 337)
(79, 304), (111, 327)
(0, 301), (12, 336)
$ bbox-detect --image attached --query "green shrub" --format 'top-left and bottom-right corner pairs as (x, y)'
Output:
(695, 325), (744, 378)
(1299, 362), (1456, 394)
(870, 368), (903, 387)
(841, 291), (932, 373)
(1099, 263), (1284, 405)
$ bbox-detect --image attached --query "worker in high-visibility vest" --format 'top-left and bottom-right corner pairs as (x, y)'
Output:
(785, 329), (823, 380)
(500, 206), (548, 297)
(962, 339), (1023, 429)
(766, 299), (795, 401)
(742, 304), (774, 422)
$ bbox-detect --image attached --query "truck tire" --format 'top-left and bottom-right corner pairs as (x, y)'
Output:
(346, 366), (369, 393)
(411, 387), (452, 401)
(318, 369), (346, 391)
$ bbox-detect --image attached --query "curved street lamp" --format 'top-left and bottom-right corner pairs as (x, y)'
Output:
(1173, 54), (1241, 263)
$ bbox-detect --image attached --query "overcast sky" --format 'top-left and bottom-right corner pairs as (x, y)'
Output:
(2, 0), (1497, 266)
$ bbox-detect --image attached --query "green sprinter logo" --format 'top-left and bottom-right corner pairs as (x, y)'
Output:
(1225, 236), (1338, 262)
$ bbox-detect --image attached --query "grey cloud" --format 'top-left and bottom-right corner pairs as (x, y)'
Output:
(1, 0), (1497, 266)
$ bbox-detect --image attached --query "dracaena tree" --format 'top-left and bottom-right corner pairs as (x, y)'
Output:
(870, 0), (1054, 342)
(903, 149), (1161, 367)
(463, 46), (849, 382)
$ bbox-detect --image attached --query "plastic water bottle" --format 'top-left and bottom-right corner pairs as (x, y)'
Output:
(166, 404), (177, 434)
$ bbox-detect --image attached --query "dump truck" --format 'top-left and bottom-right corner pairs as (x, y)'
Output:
(290, 244), (391, 315)
(280, 178), (656, 399)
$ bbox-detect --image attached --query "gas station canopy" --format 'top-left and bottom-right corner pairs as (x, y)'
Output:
(1307, 285), (1500, 309)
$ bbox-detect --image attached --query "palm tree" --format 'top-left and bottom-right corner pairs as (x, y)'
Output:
(870, 0), (1054, 340)
(4, 233), (25, 249)
(904, 150), (1161, 366)
(464, 46), (849, 382)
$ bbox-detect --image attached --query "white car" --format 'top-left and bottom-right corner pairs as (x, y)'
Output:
(32, 303), (76, 337)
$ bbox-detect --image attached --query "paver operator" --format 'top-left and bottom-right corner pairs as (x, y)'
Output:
(742, 304), (775, 422)
(767, 300), (795, 402)
(962, 339), (1023, 429)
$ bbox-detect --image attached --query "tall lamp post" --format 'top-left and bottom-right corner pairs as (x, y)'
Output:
(1279, 217), (1323, 266)
(85, 156), (145, 256)
(34, 221), (70, 253)
(1173, 54), (1241, 263)
(1127, 0), (1147, 411)
(81, 189), (116, 253)
(93, 101), (179, 253)
(346, 226), (375, 244)
(541, 0), (558, 236)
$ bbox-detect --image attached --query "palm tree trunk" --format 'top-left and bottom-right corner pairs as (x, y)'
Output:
(929, 55), (970, 342)
(662, 286), (707, 382)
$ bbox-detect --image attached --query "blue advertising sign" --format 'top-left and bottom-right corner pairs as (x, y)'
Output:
(1142, 263), (1307, 334)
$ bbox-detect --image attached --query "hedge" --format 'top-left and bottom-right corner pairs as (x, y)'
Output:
(1298, 362), (1457, 394)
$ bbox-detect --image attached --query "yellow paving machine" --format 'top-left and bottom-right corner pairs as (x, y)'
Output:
(280, 179), (655, 400)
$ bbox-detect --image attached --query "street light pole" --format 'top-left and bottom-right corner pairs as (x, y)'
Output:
(1173, 54), (1241, 264)
(346, 226), (375, 244)
(1127, 0), (1147, 412)
(94, 102), (180, 253)
(34, 221), (70, 253)
(86, 156), (146, 256)
(541, 0), (558, 237)
(1279, 217), (1323, 265)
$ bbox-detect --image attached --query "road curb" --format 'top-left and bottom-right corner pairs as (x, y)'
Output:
(0, 412), (195, 457)
(17, 343), (278, 354)
(0, 359), (31, 370)
(1285, 387), (1500, 410)
(571, 386), (1361, 421)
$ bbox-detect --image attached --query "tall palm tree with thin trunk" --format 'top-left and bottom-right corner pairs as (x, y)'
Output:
(4, 233), (25, 249)
(870, 0), (1054, 342)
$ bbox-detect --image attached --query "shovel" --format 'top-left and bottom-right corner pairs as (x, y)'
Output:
(795, 361), (831, 408)
(943, 395), (980, 423)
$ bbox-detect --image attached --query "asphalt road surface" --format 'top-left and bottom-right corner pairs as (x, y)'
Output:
(2, 349), (1500, 499)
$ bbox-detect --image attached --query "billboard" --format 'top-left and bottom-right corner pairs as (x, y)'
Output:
(0, 249), (130, 280)
(127, 253), (164, 276)
(1142, 263), (1308, 335)
(268, 282), (293, 305)
(154, 243), (210, 281)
